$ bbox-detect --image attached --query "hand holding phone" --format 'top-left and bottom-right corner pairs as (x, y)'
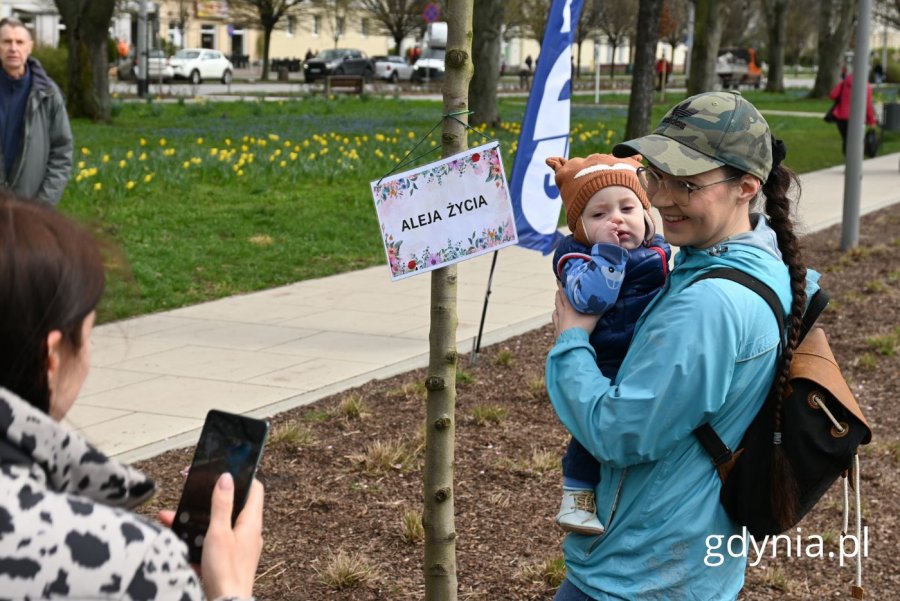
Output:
(171, 410), (269, 564)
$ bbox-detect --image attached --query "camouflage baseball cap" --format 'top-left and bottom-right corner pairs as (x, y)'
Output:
(612, 90), (773, 182)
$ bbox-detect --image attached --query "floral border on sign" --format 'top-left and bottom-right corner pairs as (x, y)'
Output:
(383, 219), (516, 278)
(374, 145), (503, 206)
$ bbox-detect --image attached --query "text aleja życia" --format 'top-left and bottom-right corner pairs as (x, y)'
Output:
(401, 195), (488, 232)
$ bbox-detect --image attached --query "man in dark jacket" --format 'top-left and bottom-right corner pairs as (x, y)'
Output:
(0, 17), (72, 206)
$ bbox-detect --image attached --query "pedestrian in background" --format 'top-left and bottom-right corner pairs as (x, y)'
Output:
(829, 71), (878, 156)
(0, 17), (72, 206)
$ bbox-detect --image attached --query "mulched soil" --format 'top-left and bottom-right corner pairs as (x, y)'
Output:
(136, 204), (900, 600)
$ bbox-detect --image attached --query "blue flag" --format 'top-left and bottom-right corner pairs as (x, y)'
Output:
(509, 0), (584, 254)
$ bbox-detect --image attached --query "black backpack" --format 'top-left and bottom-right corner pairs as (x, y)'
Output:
(690, 268), (872, 538)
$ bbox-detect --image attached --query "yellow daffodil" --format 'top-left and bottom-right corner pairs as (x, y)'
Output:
(93, 182), (102, 191)
(102, 154), (110, 163)
(196, 137), (204, 145)
(119, 160), (127, 168)
(140, 138), (147, 146)
(77, 160), (85, 169)
(126, 150), (134, 159)
(279, 160), (286, 168)
(126, 180), (136, 190)
(81, 147), (90, 156)
(144, 173), (154, 183)
(159, 138), (167, 146)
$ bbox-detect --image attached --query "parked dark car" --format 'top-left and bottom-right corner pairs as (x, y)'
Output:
(303, 48), (374, 83)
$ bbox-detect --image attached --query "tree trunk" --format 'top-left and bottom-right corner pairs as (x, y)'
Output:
(423, 7), (472, 601)
(625, 0), (664, 139)
(470, 0), (502, 127)
(810, 0), (858, 98)
(687, 0), (727, 95)
(764, 0), (788, 92)
(54, 0), (115, 121)
(262, 26), (274, 80)
(610, 41), (619, 79)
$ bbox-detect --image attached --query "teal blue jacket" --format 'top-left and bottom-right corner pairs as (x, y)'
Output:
(546, 215), (820, 600)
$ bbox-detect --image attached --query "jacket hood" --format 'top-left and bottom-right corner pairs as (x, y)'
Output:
(0, 387), (155, 509)
(25, 56), (54, 92)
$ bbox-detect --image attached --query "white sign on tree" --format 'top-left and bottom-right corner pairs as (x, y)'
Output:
(370, 141), (517, 281)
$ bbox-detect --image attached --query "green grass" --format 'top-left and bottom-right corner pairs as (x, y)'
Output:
(60, 91), (889, 323)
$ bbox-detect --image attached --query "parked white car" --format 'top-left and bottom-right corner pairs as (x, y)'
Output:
(170, 48), (234, 84)
(117, 49), (174, 82)
(373, 55), (414, 82)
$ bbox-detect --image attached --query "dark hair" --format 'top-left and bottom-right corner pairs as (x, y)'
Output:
(724, 160), (807, 529)
(0, 195), (105, 413)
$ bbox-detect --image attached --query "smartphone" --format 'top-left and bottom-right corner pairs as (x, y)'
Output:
(171, 409), (269, 564)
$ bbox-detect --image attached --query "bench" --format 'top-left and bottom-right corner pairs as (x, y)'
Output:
(325, 75), (365, 95)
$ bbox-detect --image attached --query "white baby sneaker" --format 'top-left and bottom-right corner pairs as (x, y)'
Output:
(555, 487), (606, 535)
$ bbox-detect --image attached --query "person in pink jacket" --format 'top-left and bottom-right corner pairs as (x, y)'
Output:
(829, 73), (878, 155)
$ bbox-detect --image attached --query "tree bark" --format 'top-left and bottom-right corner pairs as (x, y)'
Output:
(262, 25), (274, 80)
(469, 0), (502, 127)
(687, 0), (727, 95)
(764, 0), (788, 93)
(54, 0), (115, 121)
(810, 0), (858, 98)
(423, 6), (472, 600)
(625, 0), (664, 139)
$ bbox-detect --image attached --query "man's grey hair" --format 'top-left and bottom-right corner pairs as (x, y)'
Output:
(0, 17), (33, 38)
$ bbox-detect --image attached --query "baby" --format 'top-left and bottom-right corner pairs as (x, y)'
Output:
(546, 153), (670, 535)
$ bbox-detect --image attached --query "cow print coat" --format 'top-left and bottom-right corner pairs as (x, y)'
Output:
(0, 387), (249, 600)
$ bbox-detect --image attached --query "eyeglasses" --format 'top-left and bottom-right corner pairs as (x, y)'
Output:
(636, 166), (740, 205)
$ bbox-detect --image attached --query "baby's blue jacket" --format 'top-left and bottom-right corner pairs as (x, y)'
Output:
(553, 234), (670, 381)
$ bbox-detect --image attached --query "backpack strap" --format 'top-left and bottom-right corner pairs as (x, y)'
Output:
(801, 288), (828, 342)
(690, 268), (786, 477)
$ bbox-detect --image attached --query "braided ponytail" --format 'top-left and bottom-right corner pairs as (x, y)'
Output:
(762, 148), (807, 531)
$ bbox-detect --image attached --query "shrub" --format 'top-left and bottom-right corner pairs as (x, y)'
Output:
(32, 44), (68, 95)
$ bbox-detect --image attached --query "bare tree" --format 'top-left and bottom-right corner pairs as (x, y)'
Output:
(229, 0), (307, 80)
(721, 0), (765, 48)
(469, 0), (502, 126)
(687, 0), (729, 94)
(594, 0), (638, 79)
(784, 0), (819, 65)
(659, 0), (689, 74)
(505, 0), (552, 44)
(763, 0), (788, 92)
(573, 6), (593, 80)
(168, 0), (192, 48)
(810, 0), (858, 98)
(626, 0), (665, 139)
(423, 5), (473, 600)
(874, 0), (900, 28)
(53, 0), (116, 121)
(358, 0), (427, 53)
(309, 0), (354, 48)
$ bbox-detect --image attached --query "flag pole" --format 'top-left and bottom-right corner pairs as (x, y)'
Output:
(470, 251), (499, 365)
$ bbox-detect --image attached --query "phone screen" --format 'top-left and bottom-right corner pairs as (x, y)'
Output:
(172, 410), (269, 564)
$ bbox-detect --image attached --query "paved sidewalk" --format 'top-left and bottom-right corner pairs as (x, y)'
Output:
(68, 153), (900, 463)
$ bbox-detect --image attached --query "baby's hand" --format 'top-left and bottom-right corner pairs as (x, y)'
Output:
(592, 222), (620, 246)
